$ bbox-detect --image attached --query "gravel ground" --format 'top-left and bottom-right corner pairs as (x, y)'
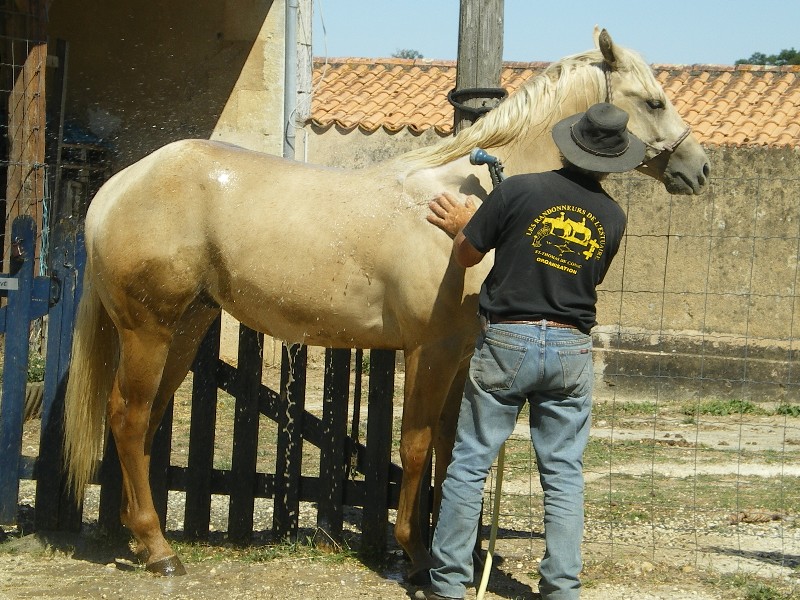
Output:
(3, 359), (798, 599)
(1, 479), (797, 600)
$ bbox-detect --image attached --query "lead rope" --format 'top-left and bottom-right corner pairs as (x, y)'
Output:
(476, 443), (505, 600)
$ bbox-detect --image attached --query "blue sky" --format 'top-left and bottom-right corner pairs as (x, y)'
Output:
(312, 1), (799, 65)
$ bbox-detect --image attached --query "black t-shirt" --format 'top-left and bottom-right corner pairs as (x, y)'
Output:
(462, 168), (626, 334)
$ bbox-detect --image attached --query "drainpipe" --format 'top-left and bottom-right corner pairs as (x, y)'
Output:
(283, 0), (299, 159)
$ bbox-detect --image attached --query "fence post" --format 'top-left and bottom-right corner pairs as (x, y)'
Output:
(150, 398), (174, 530)
(273, 343), (307, 540)
(35, 228), (85, 531)
(360, 349), (395, 556)
(227, 325), (264, 543)
(0, 216), (36, 524)
(184, 315), (221, 539)
(98, 434), (122, 534)
(316, 348), (351, 545)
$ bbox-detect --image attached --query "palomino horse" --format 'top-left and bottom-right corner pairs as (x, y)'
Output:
(63, 27), (709, 577)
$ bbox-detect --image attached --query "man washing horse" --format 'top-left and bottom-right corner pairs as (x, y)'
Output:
(420, 103), (646, 600)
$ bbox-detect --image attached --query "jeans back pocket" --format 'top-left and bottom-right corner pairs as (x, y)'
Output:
(472, 335), (526, 392)
(557, 345), (592, 392)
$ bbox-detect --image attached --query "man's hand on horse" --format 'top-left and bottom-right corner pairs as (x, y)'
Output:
(426, 191), (478, 239)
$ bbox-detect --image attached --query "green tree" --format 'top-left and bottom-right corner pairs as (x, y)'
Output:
(736, 47), (800, 65)
(392, 49), (424, 59)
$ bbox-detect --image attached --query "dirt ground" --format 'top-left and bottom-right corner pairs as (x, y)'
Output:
(0, 521), (775, 600)
(2, 422), (798, 599)
(2, 354), (798, 599)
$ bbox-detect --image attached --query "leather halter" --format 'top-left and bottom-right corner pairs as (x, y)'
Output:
(602, 65), (691, 165)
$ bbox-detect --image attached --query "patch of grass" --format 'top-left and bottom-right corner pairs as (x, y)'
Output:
(0, 352), (46, 384)
(171, 536), (357, 566)
(594, 400), (660, 418)
(724, 573), (793, 600)
(775, 403), (800, 417)
(682, 398), (767, 417)
(27, 352), (46, 383)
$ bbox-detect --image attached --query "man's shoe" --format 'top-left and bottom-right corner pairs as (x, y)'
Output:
(412, 590), (463, 600)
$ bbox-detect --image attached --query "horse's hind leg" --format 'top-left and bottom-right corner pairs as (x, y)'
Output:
(108, 323), (179, 573)
(121, 302), (220, 574)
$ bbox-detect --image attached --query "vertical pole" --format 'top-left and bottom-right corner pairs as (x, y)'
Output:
(184, 315), (221, 540)
(0, 216), (35, 524)
(316, 348), (351, 546)
(150, 398), (174, 531)
(283, 0), (300, 159)
(453, 0), (505, 133)
(272, 343), (307, 540)
(360, 349), (395, 556)
(36, 37), (81, 531)
(451, 0), (505, 557)
(227, 325), (264, 543)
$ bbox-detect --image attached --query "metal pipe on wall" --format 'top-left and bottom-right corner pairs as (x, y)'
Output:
(283, 0), (299, 160)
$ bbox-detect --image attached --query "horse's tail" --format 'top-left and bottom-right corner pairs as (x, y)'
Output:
(63, 273), (117, 502)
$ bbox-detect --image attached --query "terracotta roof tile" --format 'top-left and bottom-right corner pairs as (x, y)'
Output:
(310, 58), (800, 148)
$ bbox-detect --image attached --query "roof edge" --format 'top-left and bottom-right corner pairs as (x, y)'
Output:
(312, 56), (800, 73)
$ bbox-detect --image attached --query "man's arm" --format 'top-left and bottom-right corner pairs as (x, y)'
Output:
(426, 191), (486, 268)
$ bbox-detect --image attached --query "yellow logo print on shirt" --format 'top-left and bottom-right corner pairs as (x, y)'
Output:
(525, 205), (606, 274)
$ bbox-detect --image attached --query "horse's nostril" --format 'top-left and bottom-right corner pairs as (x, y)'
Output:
(703, 163), (710, 178)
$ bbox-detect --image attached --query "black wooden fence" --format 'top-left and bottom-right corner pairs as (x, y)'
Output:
(6, 305), (414, 555)
(94, 325), (407, 554)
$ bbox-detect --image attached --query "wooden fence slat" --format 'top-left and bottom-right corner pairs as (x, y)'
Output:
(0, 216), (35, 524)
(34, 36), (79, 531)
(184, 315), (221, 539)
(35, 229), (84, 531)
(98, 434), (122, 533)
(227, 325), (264, 544)
(150, 398), (174, 530)
(316, 348), (351, 545)
(272, 343), (307, 540)
(360, 349), (396, 556)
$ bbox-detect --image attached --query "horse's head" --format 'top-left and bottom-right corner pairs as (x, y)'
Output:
(401, 27), (710, 196)
(594, 27), (710, 195)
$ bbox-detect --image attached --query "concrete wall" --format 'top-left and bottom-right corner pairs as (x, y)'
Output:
(305, 126), (800, 403)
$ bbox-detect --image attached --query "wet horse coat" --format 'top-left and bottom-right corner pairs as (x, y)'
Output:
(63, 28), (710, 577)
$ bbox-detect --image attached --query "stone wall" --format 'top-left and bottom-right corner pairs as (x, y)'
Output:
(47, 0), (286, 166)
(305, 127), (800, 403)
(46, 0), (304, 362)
(597, 146), (800, 402)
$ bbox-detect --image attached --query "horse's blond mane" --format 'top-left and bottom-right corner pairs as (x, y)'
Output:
(397, 43), (661, 172)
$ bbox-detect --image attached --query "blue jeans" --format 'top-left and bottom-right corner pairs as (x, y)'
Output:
(429, 320), (593, 600)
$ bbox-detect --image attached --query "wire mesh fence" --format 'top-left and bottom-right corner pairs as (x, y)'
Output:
(485, 168), (800, 592)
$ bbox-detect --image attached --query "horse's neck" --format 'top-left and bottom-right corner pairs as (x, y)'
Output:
(499, 135), (561, 177)
(398, 64), (604, 191)
(497, 94), (597, 177)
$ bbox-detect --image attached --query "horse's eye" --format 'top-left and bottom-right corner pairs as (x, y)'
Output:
(646, 98), (665, 110)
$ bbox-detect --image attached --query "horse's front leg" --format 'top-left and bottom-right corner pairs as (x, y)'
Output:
(110, 329), (186, 576)
(395, 340), (470, 583)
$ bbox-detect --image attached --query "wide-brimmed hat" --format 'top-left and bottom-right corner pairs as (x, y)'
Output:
(552, 103), (645, 173)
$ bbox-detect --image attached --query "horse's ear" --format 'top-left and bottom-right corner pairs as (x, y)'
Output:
(595, 27), (619, 69)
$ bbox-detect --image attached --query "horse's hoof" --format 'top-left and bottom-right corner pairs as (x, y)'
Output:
(146, 555), (187, 576)
(134, 548), (150, 564)
(407, 567), (432, 586)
